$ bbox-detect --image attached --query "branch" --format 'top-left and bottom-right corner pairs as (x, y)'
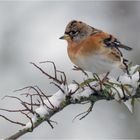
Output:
(0, 62), (140, 140)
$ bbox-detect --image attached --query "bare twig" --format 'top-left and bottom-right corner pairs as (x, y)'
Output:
(0, 108), (28, 113)
(0, 114), (25, 126)
(40, 61), (57, 79)
(73, 65), (89, 77)
(0, 62), (139, 140)
(15, 86), (53, 110)
(34, 86), (54, 109)
(40, 61), (67, 85)
(79, 102), (94, 120)
(50, 82), (65, 94)
(45, 119), (54, 129)
(20, 111), (34, 131)
(2, 95), (37, 106)
(30, 62), (63, 84)
(72, 102), (94, 121)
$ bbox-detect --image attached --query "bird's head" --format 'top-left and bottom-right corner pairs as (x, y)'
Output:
(59, 20), (94, 43)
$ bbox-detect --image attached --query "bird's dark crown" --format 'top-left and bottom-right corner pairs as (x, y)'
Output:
(64, 20), (92, 42)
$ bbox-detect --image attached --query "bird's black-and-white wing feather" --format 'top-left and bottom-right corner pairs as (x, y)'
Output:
(103, 35), (132, 51)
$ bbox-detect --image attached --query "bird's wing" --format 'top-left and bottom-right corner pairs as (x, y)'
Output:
(89, 30), (132, 74)
(101, 32), (131, 74)
(103, 34), (132, 51)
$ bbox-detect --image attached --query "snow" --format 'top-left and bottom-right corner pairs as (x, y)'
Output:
(119, 65), (139, 87)
(25, 84), (67, 128)
(35, 105), (49, 117)
(35, 84), (67, 118)
(72, 87), (93, 100)
(119, 72), (139, 88)
(25, 65), (139, 128)
(113, 85), (124, 101)
(114, 65), (140, 112)
(123, 99), (133, 113)
(129, 65), (139, 74)
(25, 115), (37, 128)
(67, 84), (78, 94)
(70, 65), (139, 112)
(44, 84), (66, 108)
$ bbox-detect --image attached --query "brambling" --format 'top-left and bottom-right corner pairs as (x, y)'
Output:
(60, 20), (132, 75)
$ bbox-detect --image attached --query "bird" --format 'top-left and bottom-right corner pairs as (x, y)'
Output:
(59, 20), (132, 76)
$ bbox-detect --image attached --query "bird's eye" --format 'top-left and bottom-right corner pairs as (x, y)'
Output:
(69, 30), (79, 36)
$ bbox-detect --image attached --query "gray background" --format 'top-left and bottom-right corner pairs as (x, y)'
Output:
(0, 1), (140, 139)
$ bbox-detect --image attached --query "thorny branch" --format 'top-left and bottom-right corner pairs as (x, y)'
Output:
(0, 62), (140, 140)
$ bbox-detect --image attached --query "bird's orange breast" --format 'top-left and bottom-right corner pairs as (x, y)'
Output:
(67, 32), (110, 64)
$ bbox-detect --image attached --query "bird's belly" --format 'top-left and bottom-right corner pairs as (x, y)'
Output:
(74, 54), (116, 74)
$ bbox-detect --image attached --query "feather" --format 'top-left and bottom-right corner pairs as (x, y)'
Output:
(119, 44), (132, 51)
(103, 34), (132, 51)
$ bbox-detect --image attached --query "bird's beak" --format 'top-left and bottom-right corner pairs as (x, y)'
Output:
(59, 34), (70, 40)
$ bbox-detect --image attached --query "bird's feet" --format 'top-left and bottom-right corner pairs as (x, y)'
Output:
(99, 72), (110, 90)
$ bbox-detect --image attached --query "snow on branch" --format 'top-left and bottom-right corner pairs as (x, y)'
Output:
(0, 61), (140, 140)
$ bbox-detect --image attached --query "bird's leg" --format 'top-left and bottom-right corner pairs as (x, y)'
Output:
(99, 72), (110, 90)
(102, 72), (110, 82)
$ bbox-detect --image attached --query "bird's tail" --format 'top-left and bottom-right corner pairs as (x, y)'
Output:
(120, 58), (130, 75)
(120, 44), (133, 51)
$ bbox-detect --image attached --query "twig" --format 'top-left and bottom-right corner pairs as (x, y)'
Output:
(50, 82), (65, 94)
(72, 102), (94, 121)
(1, 62), (139, 140)
(0, 108), (28, 113)
(40, 61), (67, 85)
(30, 62), (63, 84)
(0, 114), (25, 126)
(73, 65), (89, 77)
(34, 86), (54, 109)
(45, 119), (54, 129)
(20, 111), (34, 131)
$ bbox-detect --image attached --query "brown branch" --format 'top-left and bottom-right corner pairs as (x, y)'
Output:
(40, 61), (67, 85)
(72, 102), (94, 121)
(56, 70), (67, 85)
(4, 110), (57, 140)
(1, 62), (139, 140)
(73, 65), (89, 77)
(45, 119), (54, 129)
(30, 95), (33, 113)
(0, 114), (25, 126)
(2, 83), (140, 140)
(20, 111), (34, 131)
(40, 61), (58, 80)
(50, 82), (65, 94)
(15, 86), (53, 110)
(34, 86), (54, 109)
(21, 102), (34, 115)
(30, 62), (63, 84)
(2, 95), (37, 106)
(0, 108), (28, 113)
